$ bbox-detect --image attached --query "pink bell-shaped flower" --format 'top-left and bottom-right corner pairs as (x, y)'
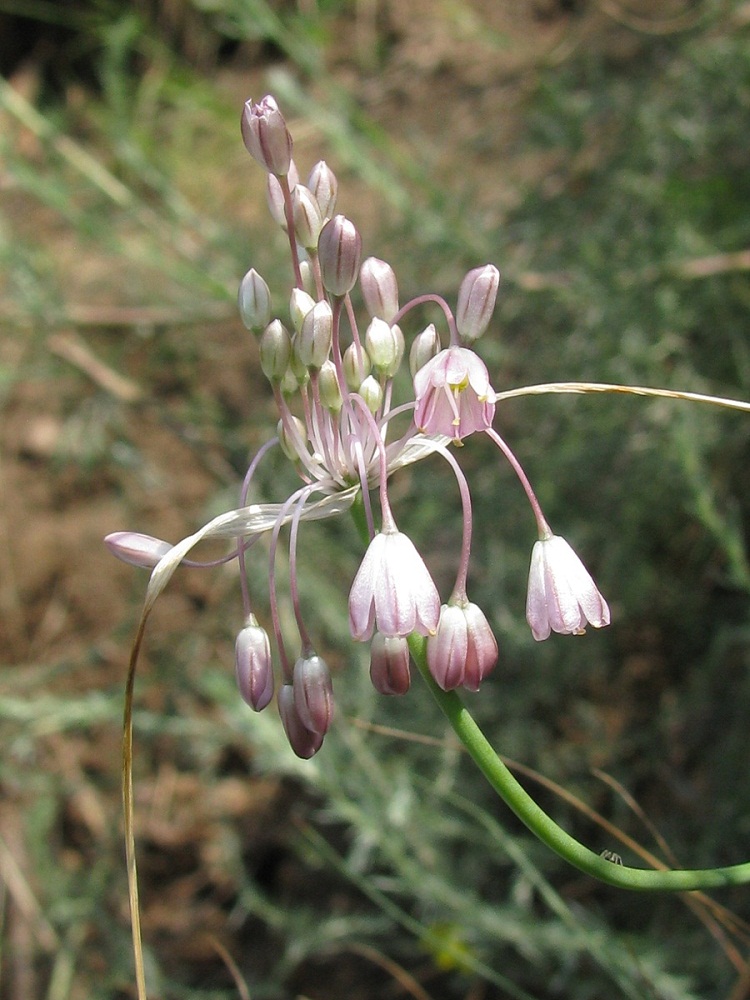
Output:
(427, 601), (498, 691)
(349, 530), (440, 641)
(526, 534), (610, 641)
(414, 346), (495, 442)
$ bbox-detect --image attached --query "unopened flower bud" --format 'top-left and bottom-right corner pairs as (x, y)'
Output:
(293, 653), (334, 735)
(235, 616), (274, 711)
(370, 633), (411, 695)
(360, 257), (399, 323)
(280, 368), (299, 398)
(359, 374), (383, 413)
(104, 531), (172, 568)
(277, 415), (307, 460)
(298, 259), (316, 297)
(456, 264), (501, 342)
(409, 323), (441, 377)
(266, 160), (299, 227)
(307, 160), (338, 220)
(241, 95), (293, 176)
(238, 268), (272, 333)
(292, 184), (324, 251)
(290, 287), (315, 333)
(343, 343), (370, 390)
(289, 335), (310, 384)
(427, 601), (498, 692)
(278, 684), (324, 759)
(318, 360), (343, 412)
(298, 300), (333, 370)
(260, 320), (291, 382)
(365, 318), (404, 377)
(318, 215), (362, 296)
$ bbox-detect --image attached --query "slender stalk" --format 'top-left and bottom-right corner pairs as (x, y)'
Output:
(408, 633), (750, 892)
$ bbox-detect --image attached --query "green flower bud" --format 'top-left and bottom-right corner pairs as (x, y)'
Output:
(318, 360), (343, 413)
(292, 184), (324, 251)
(409, 323), (440, 377)
(298, 300), (333, 370)
(259, 319), (291, 382)
(238, 268), (272, 333)
(359, 374), (383, 413)
(343, 343), (371, 391)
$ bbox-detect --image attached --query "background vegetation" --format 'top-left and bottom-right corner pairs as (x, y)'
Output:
(1, 1), (750, 998)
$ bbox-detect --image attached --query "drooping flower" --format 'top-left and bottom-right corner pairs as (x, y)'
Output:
(369, 633), (411, 695)
(414, 346), (496, 442)
(526, 534), (610, 641)
(427, 601), (498, 691)
(349, 530), (441, 641)
(292, 653), (334, 735)
(235, 616), (274, 712)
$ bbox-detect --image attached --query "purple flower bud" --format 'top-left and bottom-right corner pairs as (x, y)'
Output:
(526, 535), (611, 641)
(104, 531), (172, 568)
(292, 184), (324, 251)
(235, 617), (274, 711)
(455, 264), (500, 342)
(413, 346), (495, 442)
(278, 684), (324, 759)
(260, 320), (292, 382)
(360, 257), (399, 323)
(427, 602), (498, 692)
(307, 160), (338, 220)
(293, 653), (334, 735)
(409, 323), (441, 378)
(241, 95), (293, 176)
(266, 160), (299, 227)
(298, 300), (333, 370)
(317, 215), (362, 296)
(349, 530), (441, 641)
(238, 268), (272, 333)
(289, 287), (315, 334)
(369, 633), (411, 695)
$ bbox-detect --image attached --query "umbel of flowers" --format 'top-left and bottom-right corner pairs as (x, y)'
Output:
(105, 95), (609, 758)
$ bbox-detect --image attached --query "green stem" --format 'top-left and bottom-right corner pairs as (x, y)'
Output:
(408, 633), (750, 892)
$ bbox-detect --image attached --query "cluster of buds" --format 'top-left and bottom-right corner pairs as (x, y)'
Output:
(105, 95), (610, 758)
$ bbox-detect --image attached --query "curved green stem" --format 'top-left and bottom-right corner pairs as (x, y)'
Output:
(408, 634), (750, 892)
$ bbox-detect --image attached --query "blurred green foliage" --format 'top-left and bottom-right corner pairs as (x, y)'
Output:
(2, 1), (750, 998)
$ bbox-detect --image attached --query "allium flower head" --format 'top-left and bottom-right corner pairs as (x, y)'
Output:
(349, 530), (441, 641)
(414, 346), (496, 442)
(526, 534), (610, 641)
